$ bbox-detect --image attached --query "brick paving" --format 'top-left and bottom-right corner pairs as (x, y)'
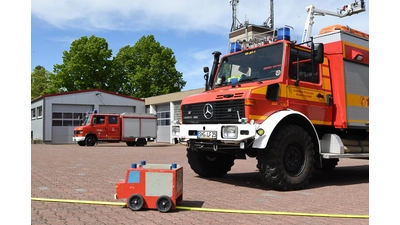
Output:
(31, 142), (369, 225)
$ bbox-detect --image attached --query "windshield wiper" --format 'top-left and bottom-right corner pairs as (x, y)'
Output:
(238, 77), (259, 83)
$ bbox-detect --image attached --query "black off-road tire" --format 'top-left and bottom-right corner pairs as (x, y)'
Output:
(187, 149), (235, 177)
(257, 124), (315, 191)
(85, 136), (96, 146)
(77, 141), (85, 146)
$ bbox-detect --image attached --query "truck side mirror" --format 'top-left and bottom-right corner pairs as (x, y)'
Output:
(313, 43), (324, 64)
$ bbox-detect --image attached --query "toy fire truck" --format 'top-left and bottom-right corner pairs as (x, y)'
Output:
(114, 161), (183, 212)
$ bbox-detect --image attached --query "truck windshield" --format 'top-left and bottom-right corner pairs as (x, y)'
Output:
(82, 116), (90, 125)
(214, 43), (284, 87)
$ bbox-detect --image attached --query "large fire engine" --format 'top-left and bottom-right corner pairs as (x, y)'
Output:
(72, 110), (157, 147)
(178, 1), (368, 191)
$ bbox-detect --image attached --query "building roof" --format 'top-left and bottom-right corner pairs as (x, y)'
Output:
(145, 88), (204, 105)
(31, 89), (144, 103)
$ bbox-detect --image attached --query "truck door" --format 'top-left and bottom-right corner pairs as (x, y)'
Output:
(107, 115), (120, 140)
(286, 47), (332, 125)
(92, 115), (107, 140)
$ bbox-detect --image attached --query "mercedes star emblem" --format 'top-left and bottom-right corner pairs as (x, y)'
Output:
(203, 103), (213, 119)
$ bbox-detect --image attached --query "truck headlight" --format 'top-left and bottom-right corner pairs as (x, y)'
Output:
(172, 126), (180, 136)
(222, 126), (238, 139)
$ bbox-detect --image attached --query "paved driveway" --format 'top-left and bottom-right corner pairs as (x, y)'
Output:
(31, 142), (369, 225)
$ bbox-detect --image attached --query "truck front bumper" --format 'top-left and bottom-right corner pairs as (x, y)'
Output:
(179, 123), (258, 144)
(72, 136), (85, 142)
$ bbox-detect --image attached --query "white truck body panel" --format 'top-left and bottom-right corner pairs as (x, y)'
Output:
(121, 113), (157, 139)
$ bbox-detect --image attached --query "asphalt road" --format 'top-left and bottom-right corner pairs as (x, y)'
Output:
(31, 142), (369, 225)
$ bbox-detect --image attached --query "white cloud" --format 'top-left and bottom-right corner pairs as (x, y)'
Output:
(32, 0), (369, 36)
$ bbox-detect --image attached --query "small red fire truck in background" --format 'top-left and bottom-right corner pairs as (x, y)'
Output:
(72, 110), (157, 146)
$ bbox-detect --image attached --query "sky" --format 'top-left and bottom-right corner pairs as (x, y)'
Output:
(30, 0), (370, 91)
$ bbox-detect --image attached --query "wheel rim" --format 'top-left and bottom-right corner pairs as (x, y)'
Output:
(283, 144), (305, 176)
(87, 137), (95, 146)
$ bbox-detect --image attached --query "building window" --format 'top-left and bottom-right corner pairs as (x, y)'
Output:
(52, 112), (86, 127)
(157, 111), (170, 126)
(37, 106), (43, 119)
(31, 108), (36, 120)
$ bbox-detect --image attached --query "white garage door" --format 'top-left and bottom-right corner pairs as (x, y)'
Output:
(52, 104), (93, 144)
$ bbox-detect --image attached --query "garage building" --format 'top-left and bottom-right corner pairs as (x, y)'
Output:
(31, 88), (203, 144)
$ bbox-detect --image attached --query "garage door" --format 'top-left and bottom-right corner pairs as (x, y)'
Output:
(52, 104), (93, 144)
(156, 104), (171, 143)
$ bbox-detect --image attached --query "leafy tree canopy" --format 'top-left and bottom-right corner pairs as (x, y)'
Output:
(52, 35), (113, 92)
(112, 35), (186, 98)
(31, 65), (56, 99)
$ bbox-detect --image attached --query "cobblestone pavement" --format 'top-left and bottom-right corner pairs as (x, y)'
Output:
(31, 142), (369, 225)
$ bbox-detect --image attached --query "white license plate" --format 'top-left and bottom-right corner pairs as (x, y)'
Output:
(197, 131), (217, 139)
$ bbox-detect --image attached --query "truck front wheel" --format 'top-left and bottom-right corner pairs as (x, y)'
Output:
(128, 194), (144, 211)
(187, 149), (235, 177)
(257, 124), (315, 191)
(85, 136), (96, 146)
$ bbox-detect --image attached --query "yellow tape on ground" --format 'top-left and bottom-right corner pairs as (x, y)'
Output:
(31, 197), (368, 219)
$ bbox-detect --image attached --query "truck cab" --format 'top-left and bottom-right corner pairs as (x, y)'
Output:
(73, 111), (121, 146)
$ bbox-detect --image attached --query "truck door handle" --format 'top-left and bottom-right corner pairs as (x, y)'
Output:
(316, 93), (324, 98)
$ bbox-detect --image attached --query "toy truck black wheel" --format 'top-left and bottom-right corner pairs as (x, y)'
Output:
(85, 135), (96, 146)
(77, 141), (85, 146)
(187, 149), (235, 177)
(156, 195), (172, 213)
(257, 124), (315, 191)
(127, 194), (144, 211)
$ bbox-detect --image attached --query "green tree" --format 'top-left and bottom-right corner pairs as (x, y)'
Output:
(31, 65), (54, 99)
(112, 35), (186, 98)
(52, 35), (113, 92)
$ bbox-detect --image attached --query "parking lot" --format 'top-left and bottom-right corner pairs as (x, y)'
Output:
(31, 142), (369, 225)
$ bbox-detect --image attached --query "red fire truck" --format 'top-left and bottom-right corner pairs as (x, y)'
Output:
(178, 3), (368, 191)
(72, 110), (157, 146)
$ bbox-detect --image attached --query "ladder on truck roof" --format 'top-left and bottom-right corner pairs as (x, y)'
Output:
(301, 0), (366, 44)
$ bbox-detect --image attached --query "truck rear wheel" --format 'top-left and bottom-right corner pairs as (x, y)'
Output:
(126, 141), (136, 146)
(136, 138), (147, 146)
(156, 195), (172, 213)
(257, 124), (315, 191)
(187, 149), (235, 177)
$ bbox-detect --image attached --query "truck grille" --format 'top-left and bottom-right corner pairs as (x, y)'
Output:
(181, 99), (245, 124)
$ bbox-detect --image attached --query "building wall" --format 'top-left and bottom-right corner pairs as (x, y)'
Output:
(31, 99), (44, 140)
